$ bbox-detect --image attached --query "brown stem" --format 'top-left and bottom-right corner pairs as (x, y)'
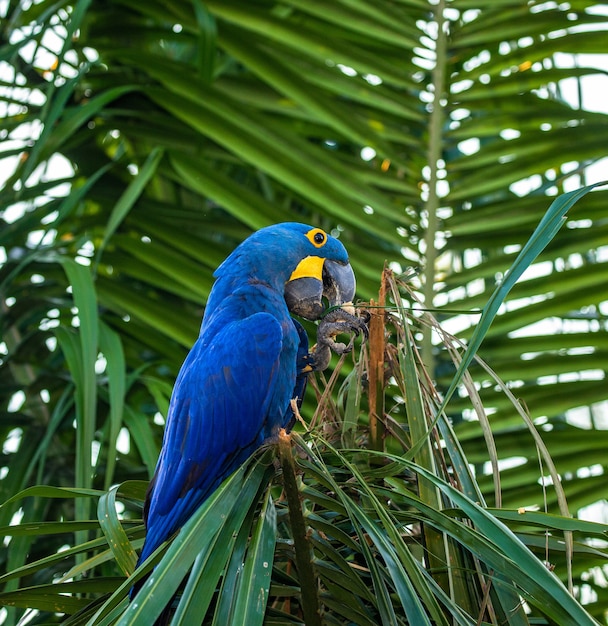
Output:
(368, 268), (389, 451)
(278, 430), (322, 626)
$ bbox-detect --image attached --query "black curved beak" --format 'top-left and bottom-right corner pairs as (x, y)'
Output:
(284, 259), (356, 321)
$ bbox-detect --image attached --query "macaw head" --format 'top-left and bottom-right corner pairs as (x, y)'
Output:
(281, 224), (356, 321)
(214, 222), (356, 321)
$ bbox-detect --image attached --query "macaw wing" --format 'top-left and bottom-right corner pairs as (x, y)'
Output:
(141, 312), (283, 561)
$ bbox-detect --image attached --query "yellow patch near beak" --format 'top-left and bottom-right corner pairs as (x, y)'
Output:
(288, 256), (325, 282)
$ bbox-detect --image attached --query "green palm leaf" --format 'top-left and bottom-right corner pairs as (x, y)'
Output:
(1, 1), (607, 624)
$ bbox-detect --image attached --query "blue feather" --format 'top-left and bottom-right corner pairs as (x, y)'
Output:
(140, 309), (293, 563)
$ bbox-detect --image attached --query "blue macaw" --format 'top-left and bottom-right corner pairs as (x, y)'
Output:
(135, 223), (365, 573)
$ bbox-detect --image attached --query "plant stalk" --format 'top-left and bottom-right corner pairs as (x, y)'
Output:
(421, 0), (448, 377)
(368, 268), (389, 451)
(278, 430), (322, 626)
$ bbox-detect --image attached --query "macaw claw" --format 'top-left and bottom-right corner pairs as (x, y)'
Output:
(310, 307), (369, 371)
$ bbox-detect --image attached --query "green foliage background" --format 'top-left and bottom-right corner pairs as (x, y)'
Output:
(1, 0), (607, 624)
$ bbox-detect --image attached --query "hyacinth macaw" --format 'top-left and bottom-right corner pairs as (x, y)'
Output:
(136, 222), (366, 573)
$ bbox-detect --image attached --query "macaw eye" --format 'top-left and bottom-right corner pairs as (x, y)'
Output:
(307, 228), (327, 248)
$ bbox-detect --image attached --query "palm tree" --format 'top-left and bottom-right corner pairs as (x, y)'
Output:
(1, 0), (607, 623)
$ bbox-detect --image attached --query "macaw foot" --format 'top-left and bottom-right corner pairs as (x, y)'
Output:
(311, 307), (369, 370)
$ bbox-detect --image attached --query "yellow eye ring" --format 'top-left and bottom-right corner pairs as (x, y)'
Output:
(306, 228), (327, 248)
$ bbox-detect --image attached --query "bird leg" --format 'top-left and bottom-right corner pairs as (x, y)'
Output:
(310, 307), (369, 371)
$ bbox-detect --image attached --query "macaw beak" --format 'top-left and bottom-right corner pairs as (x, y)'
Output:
(284, 258), (356, 321)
